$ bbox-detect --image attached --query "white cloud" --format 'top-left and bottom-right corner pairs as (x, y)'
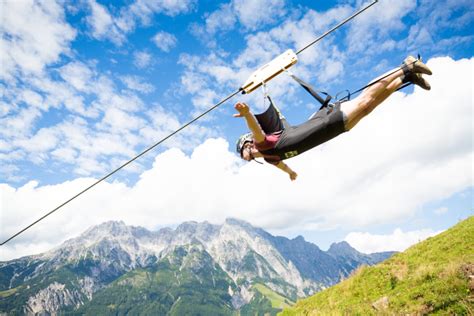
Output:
(191, 0), (286, 43)
(133, 51), (153, 69)
(0, 164), (22, 183)
(0, 60), (145, 178)
(51, 147), (77, 163)
(86, 0), (126, 45)
(0, 101), (11, 118)
(139, 105), (218, 150)
(0, 0), (76, 81)
(84, 0), (196, 44)
(190, 3), (236, 41)
(26, 75), (92, 117)
(19, 90), (44, 109)
(116, 0), (196, 33)
(41, 117), (138, 175)
(1, 241), (57, 260)
(179, 70), (221, 111)
(233, 0), (286, 30)
(15, 128), (59, 156)
(101, 108), (146, 132)
(178, 52), (237, 111)
(406, 25), (434, 51)
(0, 2), (116, 180)
(120, 75), (155, 93)
(183, 4), (355, 112)
(0, 67), (218, 179)
(346, 0), (415, 54)
(406, 0), (473, 54)
(317, 58), (344, 82)
(1, 57), (472, 260)
(344, 228), (443, 253)
(126, 0), (196, 21)
(0, 51), (216, 181)
(59, 61), (95, 92)
(152, 31), (177, 52)
(92, 77), (145, 113)
(0, 107), (41, 139)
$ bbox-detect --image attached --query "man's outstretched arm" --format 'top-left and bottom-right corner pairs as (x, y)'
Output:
(234, 102), (265, 143)
(275, 161), (298, 181)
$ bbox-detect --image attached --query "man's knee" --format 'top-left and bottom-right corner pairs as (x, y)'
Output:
(341, 97), (372, 119)
(340, 97), (375, 130)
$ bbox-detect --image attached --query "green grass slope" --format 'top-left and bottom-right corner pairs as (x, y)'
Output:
(241, 283), (295, 316)
(281, 216), (474, 315)
(253, 283), (295, 309)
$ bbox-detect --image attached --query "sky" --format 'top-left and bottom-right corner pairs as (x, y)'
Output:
(0, 0), (473, 261)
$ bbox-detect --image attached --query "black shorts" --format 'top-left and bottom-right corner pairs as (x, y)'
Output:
(275, 103), (347, 157)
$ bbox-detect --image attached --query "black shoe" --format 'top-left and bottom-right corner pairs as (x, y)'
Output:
(403, 72), (431, 90)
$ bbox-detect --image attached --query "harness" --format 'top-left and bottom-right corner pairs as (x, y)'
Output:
(253, 73), (348, 163)
(287, 72), (334, 111)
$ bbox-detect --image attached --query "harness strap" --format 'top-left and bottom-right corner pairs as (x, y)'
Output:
(286, 72), (333, 110)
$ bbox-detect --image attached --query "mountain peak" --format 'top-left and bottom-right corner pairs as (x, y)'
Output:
(175, 220), (219, 238)
(225, 217), (246, 225)
(328, 241), (359, 255)
(176, 221), (199, 232)
(79, 220), (130, 239)
(292, 235), (306, 242)
(223, 218), (265, 238)
(224, 217), (253, 228)
(57, 220), (152, 253)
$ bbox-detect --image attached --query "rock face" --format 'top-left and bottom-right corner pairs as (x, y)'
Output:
(25, 282), (81, 315)
(0, 219), (395, 315)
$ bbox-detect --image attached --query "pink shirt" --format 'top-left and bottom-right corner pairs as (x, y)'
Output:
(255, 134), (281, 164)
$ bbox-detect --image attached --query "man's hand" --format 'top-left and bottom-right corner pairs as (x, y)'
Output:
(276, 161), (298, 181)
(233, 102), (250, 118)
(289, 171), (298, 181)
(233, 102), (266, 143)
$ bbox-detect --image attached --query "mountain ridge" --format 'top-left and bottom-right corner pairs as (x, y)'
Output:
(0, 218), (395, 315)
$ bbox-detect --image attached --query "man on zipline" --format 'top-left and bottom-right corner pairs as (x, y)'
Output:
(234, 56), (432, 181)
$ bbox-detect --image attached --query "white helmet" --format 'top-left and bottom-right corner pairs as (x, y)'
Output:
(236, 133), (253, 157)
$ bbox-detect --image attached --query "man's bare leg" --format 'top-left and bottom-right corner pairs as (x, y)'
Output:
(368, 77), (404, 110)
(341, 67), (404, 130)
(340, 56), (432, 131)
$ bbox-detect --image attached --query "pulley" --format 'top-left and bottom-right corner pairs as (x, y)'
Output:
(240, 49), (298, 94)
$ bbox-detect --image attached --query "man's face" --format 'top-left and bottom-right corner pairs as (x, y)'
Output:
(241, 142), (254, 161)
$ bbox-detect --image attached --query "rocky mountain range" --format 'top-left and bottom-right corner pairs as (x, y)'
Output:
(0, 218), (395, 315)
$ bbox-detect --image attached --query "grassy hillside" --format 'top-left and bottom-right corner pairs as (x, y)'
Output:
(253, 283), (294, 309)
(281, 216), (474, 315)
(240, 283), (295, 316)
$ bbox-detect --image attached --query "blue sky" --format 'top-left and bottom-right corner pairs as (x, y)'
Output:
(0, 0), (473, 260)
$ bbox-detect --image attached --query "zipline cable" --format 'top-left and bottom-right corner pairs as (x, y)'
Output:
(337, 58), (420, 102)
(1, 1), (379, 246)
(0, 90), (241, 246)
(296, 0), (378, 56)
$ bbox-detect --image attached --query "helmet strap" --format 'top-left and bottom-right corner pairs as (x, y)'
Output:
(247, 145), (263, 164)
